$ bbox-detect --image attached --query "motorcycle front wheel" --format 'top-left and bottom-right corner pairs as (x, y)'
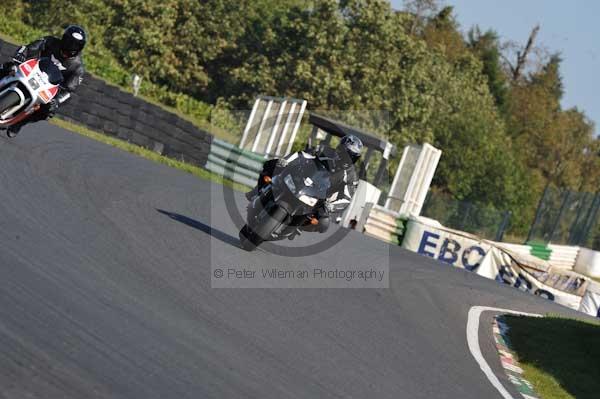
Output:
(239, 205), (288, 251)
(239, 225), (260, 251)
(0, 91), (21, 116)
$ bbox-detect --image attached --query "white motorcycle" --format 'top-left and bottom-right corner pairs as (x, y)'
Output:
(0, 57), (70, 135)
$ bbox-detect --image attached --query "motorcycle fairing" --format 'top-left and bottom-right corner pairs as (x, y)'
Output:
(0, 58), (62, 125)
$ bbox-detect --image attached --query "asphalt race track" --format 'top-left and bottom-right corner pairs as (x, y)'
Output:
(0, 122), (588, 399)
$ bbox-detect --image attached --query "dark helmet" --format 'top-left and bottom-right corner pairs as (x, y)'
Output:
(61, 25), (86, 58)
(337, 134), (363, 164)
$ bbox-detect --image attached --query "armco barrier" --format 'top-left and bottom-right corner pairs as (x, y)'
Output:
(495, 242), (531, 258)
(548, 244), (580, 270)
(524, 242), (580, 270)
(528, 241), (552, 260)
(205, 138), (263, 188)
(363, 205), (406, 245)
(0, 38), (212, 167)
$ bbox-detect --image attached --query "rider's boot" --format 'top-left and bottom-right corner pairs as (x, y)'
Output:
(288, 227), (301, 240)
(6, 123), (22, 138)
(245, 186), (259, 201)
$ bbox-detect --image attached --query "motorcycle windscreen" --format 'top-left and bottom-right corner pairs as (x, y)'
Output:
(298, 170), (331, 199)
(287, 158), (331, 199)
(38, 58), (64, 85)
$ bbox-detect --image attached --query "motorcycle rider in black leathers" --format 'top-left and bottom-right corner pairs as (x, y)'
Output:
(0, 25), (86, 137)
(247, 134), (364, 234)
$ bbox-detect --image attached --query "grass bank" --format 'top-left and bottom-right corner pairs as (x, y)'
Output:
(503, 315), (600, 399)
(51, 118), (248, 193)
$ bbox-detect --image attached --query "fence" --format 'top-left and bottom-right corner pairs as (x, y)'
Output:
(420, 191), (511, 242)
(205, 138), (263, 188)
(527, 186), (600, 250)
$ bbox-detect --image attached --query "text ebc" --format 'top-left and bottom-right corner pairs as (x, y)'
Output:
(417, 231), (486, 271)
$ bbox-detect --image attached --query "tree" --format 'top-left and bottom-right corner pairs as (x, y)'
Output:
(421, 6), (468, 62)
(467, 27), (509, 112)
(426, 50), (530, 212)
(507, 56), (595, 193)
(577, 137), (600, 192)
(25, 0), (115, 34)
(501, 24), (542, 82)
(106, 1), (182, 90)
(402, 0), (440, 36)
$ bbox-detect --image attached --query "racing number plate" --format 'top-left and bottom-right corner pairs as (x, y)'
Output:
(28, 77), (40, 90)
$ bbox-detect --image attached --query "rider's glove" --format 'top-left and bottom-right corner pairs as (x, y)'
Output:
(56, 89), (72, 104)
(325, 200), (335, 213)
(12, 51), (27, 64)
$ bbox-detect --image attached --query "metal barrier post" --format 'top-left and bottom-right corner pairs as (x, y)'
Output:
(240, 98), (260, 149)
(568, 192), (590, 245)
(579, 192), (600, 246)
(284, 100), (307, 156)
(495, 211), (511, 242)
(526, 185), (550, 243)
(549, 190), (571, 243)
(251, 99), (273, 152)
(264, 100), (287, 157)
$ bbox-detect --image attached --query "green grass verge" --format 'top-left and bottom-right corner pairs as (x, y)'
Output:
(50, 118), (248, 193)
(503, 315), (600, 399)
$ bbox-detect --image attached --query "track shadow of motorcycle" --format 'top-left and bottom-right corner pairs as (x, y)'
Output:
(156, 209), (240, 248)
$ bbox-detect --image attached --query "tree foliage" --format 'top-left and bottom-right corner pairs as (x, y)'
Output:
(467, 27), (509, 112)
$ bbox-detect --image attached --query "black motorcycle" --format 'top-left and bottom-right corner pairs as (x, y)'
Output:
(239, 151), (335, 251)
